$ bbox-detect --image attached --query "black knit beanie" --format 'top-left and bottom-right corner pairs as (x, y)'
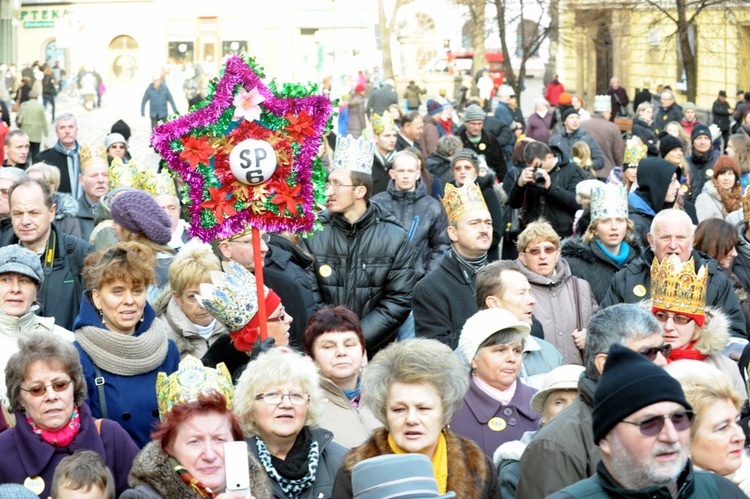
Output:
(659, 135), (684, 159)
(592, 343), (691, 444)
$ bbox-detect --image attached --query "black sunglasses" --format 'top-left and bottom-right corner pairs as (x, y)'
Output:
(639, 343), (672, 361)
(621, 411), (694, 436)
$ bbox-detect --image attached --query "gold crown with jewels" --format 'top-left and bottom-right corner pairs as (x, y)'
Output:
(141, 171), (178, 197)
(79, 143), (108, 172)
(742, 188), (750, 224)
(442, 180), (488, 225)
(371, 112), (396, 136)
(108, 156), (141, 190)
(156, 356), (234, 422)
(590, 184), (628, 221)
(650, 255), (708, 317)
(623, 138), (647, 167)
(332, 134), (374, 174)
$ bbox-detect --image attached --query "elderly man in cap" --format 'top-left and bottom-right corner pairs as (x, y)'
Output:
(548, 343), (746, 498)
(550, 108), (606, 172)
(458, 103), (506, 181)
(516, 303), (670, 498)
(580, 95), (625, 181)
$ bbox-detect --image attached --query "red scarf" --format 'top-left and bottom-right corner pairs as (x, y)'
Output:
(667, 340), (708, 362)
(27, 408), (81, 447)
(437, 118), (453, 136)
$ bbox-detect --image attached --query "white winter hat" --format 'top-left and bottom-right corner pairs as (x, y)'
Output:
(458, 308), (530, 364)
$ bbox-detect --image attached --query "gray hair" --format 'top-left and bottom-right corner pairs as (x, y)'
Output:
(583, 304), (661, 381)
(636, 101), (653, 113)
(661, 90), (675, 100)
(54, 113), (78, 128)
(649, 209), (695, 240)
(436, 135), (463, 158)
(0, 167), (26, 183)
(362, 338), (469, 427)
(475, 260), (519, 309)
(534, 97), (550, 109)
(234, 347), (324, 436)
(6, 332), (87, 413)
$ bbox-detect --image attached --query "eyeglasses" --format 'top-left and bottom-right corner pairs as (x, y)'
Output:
(653, 311), (693, 326)
(525, 246), (557, 256)
(621, 411), (694, 436)
(266, 306), (287, 323)
(228, 233), (270, 244)
(255, 391), (310, 405)
(639, 343), (672, 361)
(324, 181), (357, 190)
(20, 379), (72, 397)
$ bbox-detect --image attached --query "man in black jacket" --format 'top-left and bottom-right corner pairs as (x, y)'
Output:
(653, 90), (683, 136)
(8, 177), (91, 329)
(458, 104), (507, 181)
(35, 113), (81, 197)
(601, 209), (747, 339)
(504, 141), (583, 238)
(302, 137), (415, 357)
(712, 90), (733, 151)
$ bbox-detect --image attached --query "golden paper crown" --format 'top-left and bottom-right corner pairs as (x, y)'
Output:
(332, 134), (374, 174)
(141, 171), (177, 197)
(623, 138), (647, 167)
(156, 356), (234, 421)
(108, 156), (141, 190)
(441, 180), (488, 225)
(650, 255), (708, 317)
(743, 188), (750, 224)
(79, 144), (108, 172)
(590, 184), (628, 221)
(371, 112), (396, 135)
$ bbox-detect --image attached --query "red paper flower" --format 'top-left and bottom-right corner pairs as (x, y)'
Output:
(202, 187), (238, 223)
(270, 181), (303, 216)
(284, 110), (316, 142)
(179, 136), (214, 168)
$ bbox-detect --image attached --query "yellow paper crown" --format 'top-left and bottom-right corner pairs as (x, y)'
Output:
(156, 356), (234, 422)
(650, 255), (708, 317)
(441, 180), (488, 225)
(79, 144), (108, 172)
(371, 112), (396, 136)
(743, 188), (750, 224)
(141, 171), (177, 197)
(108, 156), (141, 190)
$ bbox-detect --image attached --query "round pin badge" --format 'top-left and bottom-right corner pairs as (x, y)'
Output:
(706, 169), (714, 178)
(478, 143), (487, 151)
(319, 264), (332, 278)
(633, 284), (647, 297)
(24, 476), (45, 495)
(488, 416), (507, 432)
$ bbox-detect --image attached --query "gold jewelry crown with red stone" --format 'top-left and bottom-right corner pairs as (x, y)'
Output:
(650, 255), (708, 316)
(442, 180), (488, 225)
(79, 143), (108, 171)
(371, 112), (396, 136)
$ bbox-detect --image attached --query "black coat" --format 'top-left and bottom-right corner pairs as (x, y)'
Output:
(601, 249), (748, 338)
(35, 144), (79, 195)
(426, 152), (453, 185)
(631, 117), (659, 157)
(458, 127), (507, 182)
(371, 152), (393, 196)
(685, 151), (716, 203)
(561, 237), (642, 303)
(713, 99), (732, 131)
(413, 250), (478, 349)
(504, 147), (583, 238)
(654, 103), (683, 135)
(301, 202), (415, 357)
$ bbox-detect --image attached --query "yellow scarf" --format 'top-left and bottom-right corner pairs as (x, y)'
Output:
(387, 431), (449, 494)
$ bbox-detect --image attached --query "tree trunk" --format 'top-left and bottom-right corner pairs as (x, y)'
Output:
(493, 0), (517, 94)
(543, 0), (560, 86)
(378, 0), (394, 80)
(676, 0), (697, 102)
(471, 2), (486, 77)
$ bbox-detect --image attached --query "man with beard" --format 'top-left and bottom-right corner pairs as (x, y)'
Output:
(548, 343), (745, 498)
(413, 180), (492, 348)
(370, 112), (398, 195)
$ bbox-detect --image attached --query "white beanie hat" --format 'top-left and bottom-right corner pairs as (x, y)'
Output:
(458, 308), (530, 364)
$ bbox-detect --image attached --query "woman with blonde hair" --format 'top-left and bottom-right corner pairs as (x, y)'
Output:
(664, 121), (692, 154)
(727, 133), (750, 191)
(571, 141), (595, 180)
(666, 360), (750, 494)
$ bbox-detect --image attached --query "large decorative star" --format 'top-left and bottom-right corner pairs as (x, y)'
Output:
(151, 55), (332, 242)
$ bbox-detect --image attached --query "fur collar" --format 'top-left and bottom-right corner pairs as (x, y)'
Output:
(641, 302), (730, 355)
(55, 191), (79, 219)
(343, 428), (491, 497)
(128, 440), (273, 499)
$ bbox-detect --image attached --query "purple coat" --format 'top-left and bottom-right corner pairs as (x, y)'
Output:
(0, 403), (138, 498)
(450, 377), (539, 457)
(526, 111), (553, 144)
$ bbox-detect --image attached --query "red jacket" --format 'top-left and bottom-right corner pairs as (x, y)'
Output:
(545, 81), (565, 106)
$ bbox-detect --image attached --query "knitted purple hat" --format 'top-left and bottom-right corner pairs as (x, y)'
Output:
(110, 190), (173, 245)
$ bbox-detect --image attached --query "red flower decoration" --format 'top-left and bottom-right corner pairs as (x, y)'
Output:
(284, 110), (316, 142)
(270, 181), (303, 216)
(179, 136), (214, 169)
(201, 187), (237, 223)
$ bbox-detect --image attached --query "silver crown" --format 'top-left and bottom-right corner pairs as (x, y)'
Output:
(594, 95), (612, 113)
(332, 135), (374, 174)
(590, 183), (628, 221)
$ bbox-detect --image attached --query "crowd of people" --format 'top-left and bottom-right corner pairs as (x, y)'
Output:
(0, 67), (748, 498)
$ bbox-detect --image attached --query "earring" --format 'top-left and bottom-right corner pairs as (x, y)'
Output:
(139, 315), (145, 323)
(98, 309), (106, 325)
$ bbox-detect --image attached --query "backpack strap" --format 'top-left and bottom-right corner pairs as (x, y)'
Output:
(92, 363), (108, 420)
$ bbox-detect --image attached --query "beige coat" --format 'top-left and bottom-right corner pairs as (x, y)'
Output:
(319, 376), (381, 449)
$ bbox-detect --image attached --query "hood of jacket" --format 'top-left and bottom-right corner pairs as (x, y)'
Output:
(73, 290), (157, 334)
(54, 191), (79, 220)
(267, 233), (314, 270)
(633, 158), (680, 213)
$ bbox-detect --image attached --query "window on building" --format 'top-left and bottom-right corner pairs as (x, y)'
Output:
(222, 40), (248, 57)
(168, 41), (194, 64)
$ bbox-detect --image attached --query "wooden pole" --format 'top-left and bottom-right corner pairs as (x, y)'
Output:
(251, 226), (267, 340)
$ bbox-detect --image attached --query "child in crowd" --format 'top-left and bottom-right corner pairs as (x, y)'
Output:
(571, 141), (595, 179)
(49, 451), (115, 499)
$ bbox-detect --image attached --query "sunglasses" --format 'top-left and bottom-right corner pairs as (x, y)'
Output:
(20, 379), (72, 397)
(639, 343), (672, 361)
(525, 246), (557, 256)
(653, 311), (693, 325)
(266, 306), (287, 323)
(621, 411), (694, 436)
